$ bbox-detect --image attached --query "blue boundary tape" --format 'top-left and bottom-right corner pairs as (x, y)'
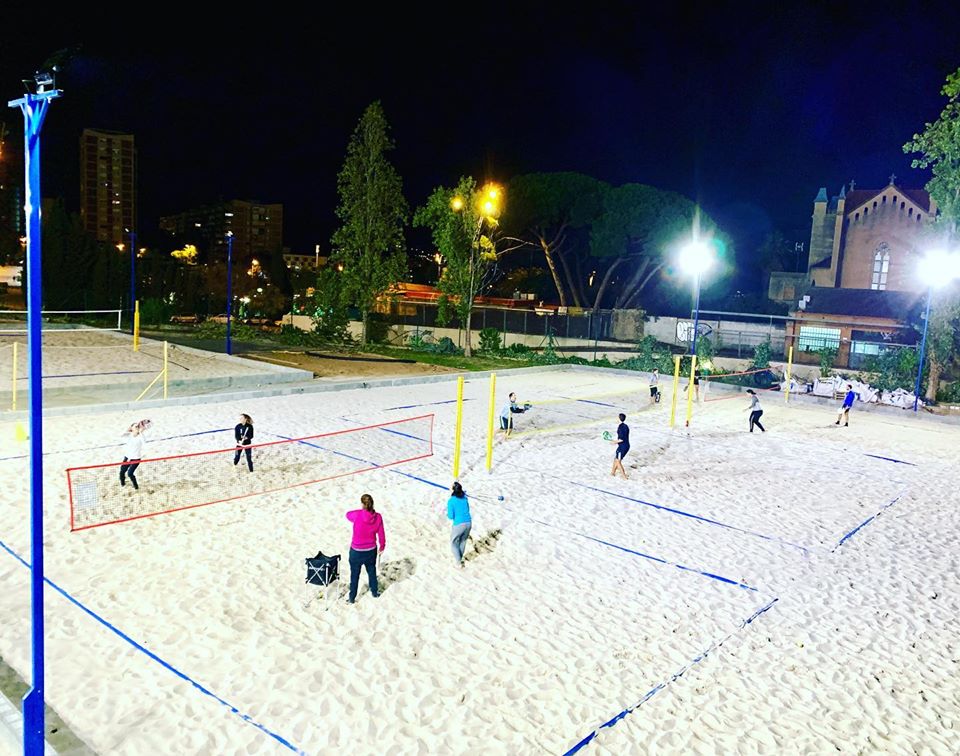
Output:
(863, 453), (916, 467)
(833, 490), (907, 551)
(531, 519), (758, 592)
(570, 481), (810, 555)
(563, 597), (779, 755)
(0, 536), (301, 753)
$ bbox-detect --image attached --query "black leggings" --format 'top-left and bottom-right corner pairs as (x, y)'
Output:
(120, 458), (141, 488)
(749, 410), (765, 432)
(234, 445), (253, 471)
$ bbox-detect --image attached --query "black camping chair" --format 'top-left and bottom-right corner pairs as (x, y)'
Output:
(304, 550), (341, 607)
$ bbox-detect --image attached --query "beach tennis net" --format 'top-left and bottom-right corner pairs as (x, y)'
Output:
(67, 414), (434, 531)
(0, 309), (123, 335)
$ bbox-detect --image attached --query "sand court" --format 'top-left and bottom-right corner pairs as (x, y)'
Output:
(0, 365), (956, 754)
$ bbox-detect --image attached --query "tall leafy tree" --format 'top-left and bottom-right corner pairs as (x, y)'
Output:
(331, 101), (408, 345)
(588, 184), (728, 311)
(414, 177), (507, 356)
(904, 66), (960, 399)
(501, 172), (609, 307)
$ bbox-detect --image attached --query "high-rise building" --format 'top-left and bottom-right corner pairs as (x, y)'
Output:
(79, 129), (136, 244)
(160, 200), (283, 260)
(0, 120), (24, 256)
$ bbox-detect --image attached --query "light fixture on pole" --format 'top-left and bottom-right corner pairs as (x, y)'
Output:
(226, 231), (234, 356)
(914, 249), (960, 411)
(126, 227), (136, 334)
(9, 67), (60, 756)
(678, 240), (713, 356)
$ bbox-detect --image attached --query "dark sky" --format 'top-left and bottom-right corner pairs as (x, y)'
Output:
(2, 4), (959, 284)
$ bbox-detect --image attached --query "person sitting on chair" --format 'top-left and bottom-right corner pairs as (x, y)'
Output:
(346, 493), (386, 603)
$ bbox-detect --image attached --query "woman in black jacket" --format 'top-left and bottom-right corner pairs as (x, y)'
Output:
(234, 413), (254, 471)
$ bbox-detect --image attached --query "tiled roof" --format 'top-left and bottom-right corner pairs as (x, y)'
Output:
(842, 187), (932, 214)
(796, 287), (921, 319)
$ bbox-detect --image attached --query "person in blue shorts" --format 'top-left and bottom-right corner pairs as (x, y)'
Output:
(835, 383), (857, 426)
(610, 413), (630, 479)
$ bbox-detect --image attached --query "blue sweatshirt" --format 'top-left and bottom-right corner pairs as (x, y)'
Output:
(842, 389), (857, 408)
(447, 495), (472, 525)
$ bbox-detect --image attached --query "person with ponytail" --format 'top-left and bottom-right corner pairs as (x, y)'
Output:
(447, 481), (472, 567)
(233, 413), (254, 471)
(346, 493), (386, 603)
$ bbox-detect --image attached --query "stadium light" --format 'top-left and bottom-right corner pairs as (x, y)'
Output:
(9, 70), (61, 756)
(913, 249), (960, 411)
(678, 240), (714, 357)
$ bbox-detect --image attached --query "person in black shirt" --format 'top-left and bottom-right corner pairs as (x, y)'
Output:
(610, 412), (630, 480)
(234, 413), (254, 471)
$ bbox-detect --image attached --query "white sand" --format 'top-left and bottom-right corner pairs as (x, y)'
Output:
(0, 367), (958, 754)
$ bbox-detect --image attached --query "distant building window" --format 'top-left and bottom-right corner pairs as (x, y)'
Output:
(908, 208), (913, 217)
(871, 243), (890, 290)
(882, 195), (887, 204)
(854, 213), (859, 221)
(798, 326), (841, 352)
(873, 201), (878, 209)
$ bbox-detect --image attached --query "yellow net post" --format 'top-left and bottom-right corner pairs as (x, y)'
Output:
(163, 341), (169, 399)
(784, 345), (794, 404)
(684, 354), (698, 428)
(11, 341), (17, 411)
(452, 376), (464, 479)
(669, 354), (681, 428)
(485, 373), (496, 472)
(133, 300), (140, 352)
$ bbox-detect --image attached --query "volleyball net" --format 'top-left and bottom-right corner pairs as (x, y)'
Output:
(0, 309), (123, 335)
(66, 414), (434, 531)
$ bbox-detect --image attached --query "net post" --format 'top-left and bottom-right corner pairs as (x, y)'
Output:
(485, 373), (496, 472)
(163, 341), (169, 399)
(133, 300), (140, 352)
(11, 341), (17, 411)
(785, 345), (794, 404)
(453, 376), (464, 479)
(684, 354), (697, 428)
(669, 354), (681, 428)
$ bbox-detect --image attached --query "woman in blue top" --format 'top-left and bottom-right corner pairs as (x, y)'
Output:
(447, 481), (472, 567)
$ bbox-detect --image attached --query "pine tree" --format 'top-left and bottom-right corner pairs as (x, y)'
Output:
(330, 102), (408, 346)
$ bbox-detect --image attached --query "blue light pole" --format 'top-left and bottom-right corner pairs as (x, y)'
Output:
(913, 250), (960, 412)
(9, 73), (60, 756)
(913, 287), (932, 412)
(226, 231), (234, 355)
(127, 228), (136, 334)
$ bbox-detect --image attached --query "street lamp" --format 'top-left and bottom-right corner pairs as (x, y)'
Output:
(678, 240), (713, 356)
(125, 227), (136, 334)
(9, 67), (60, 756)
(914, 249), (960, 411)
(433, 252), (443, 281)
(226, 231), (234, 355)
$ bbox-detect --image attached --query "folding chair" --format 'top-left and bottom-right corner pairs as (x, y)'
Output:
(303, 550), (341, 608)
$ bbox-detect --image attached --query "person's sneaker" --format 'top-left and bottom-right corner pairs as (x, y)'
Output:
(347, 599), (355, 604)
(835, 420), (840, 425)
(844, 423), (848, 427)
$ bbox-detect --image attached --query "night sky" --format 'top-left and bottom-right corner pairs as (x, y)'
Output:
(2, 4), (959, 289)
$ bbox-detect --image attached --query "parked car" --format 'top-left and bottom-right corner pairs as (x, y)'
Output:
(170, 314), (200, 325)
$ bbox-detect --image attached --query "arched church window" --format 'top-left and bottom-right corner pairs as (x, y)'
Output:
(882, 195), (887, 204)
(908, 208), (913, 217)
(855, 213), (860, 222)
(871, 243), (890, 290)
(873, 201), (878, 209)
(900, 201), (905, 210)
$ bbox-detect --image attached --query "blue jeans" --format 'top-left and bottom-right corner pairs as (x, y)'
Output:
(348, 548), (378, 601)
(451, 522), (471, 563)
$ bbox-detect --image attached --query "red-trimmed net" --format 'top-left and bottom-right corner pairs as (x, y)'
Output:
(66, 414), (434, 531)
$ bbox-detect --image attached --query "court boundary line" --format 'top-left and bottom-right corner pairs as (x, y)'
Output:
(563, 597), (779, 755)
(832, 490), (909, 552)
(0, 536), (302, 753)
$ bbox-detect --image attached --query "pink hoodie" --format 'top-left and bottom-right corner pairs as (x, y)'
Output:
(346, 509), (386, 551)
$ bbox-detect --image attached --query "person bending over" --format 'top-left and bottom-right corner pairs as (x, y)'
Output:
(499, 392), (528, 438)
(447, 481), (472, 567)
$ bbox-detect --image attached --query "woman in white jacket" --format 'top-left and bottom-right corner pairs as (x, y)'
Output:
(120, 419), (151, 490)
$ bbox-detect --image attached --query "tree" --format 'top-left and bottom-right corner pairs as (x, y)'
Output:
(501, 172), (609, 306)
(330, 101), (408, 346)
(904, 66), (960, 232)
(588, 184), (728, 311)
(414, 177), (507, 356)
(904, 66), (960, 399)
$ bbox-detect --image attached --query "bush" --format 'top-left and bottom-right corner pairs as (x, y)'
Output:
(310, 269), (352, 343)
(140, 297), (174, 327)
(365, 312), (390, 344)
(863, 348), (919, 393)
(478, 327), (502, 353)
(818, 347), (838, 377)
(937, 380), (960, 403)
(502, 343), (533, 357)
(407, 330), (433, 350)
(427, 336), (463, 355)
(750, 338), (771, 370)
(276, 324), (330, 348)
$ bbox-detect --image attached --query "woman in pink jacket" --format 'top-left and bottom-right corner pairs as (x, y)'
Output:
(346, 493), (386, 603)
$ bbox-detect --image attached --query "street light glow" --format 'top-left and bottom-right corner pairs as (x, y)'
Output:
(451, 196), (464, 211)
(679, 240), (713, 276)
(918, 249), (960, 288)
